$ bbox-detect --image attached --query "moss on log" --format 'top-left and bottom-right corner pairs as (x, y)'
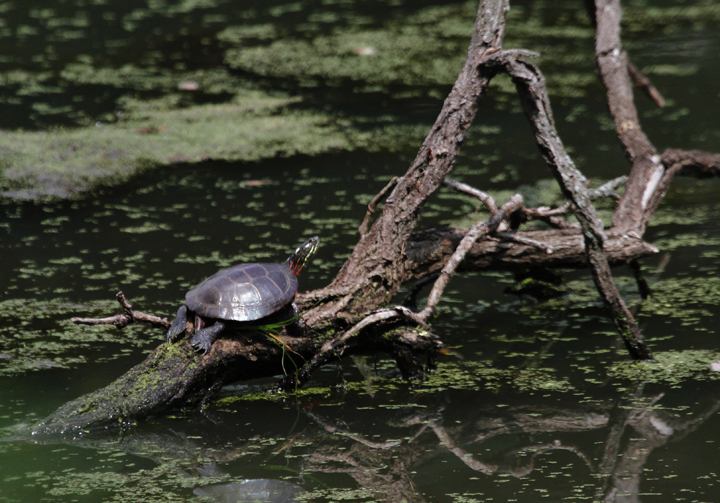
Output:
(32, 333), (313, 435)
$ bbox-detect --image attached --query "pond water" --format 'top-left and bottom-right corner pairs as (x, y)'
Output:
(2, 0), (720, 502)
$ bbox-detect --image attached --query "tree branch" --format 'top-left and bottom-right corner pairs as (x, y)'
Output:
(304, 0), (511, 330)
(484, 50), (651, 359)
(592, 0), (664, 234)
(71, 291), (170, 329)
(626, 59), (666, 108)
(418, 194), (523, 320)
(358, 176), (400, 237)
(443, 178), (498, 216)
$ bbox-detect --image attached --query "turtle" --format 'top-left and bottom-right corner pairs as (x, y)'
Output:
(167, 236), (319, 354)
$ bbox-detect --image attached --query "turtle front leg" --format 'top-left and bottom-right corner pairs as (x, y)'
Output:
(167, 305), (190, 343)
(285, 302), (306, 337)
(191, 321), (226, 354)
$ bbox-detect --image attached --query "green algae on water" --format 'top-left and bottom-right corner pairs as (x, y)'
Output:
(0, 90), (355, 200)
(640, 277), (720, 323)
(416, 361), (573, 394)
(608, 350), (720, 385)
(0, 297), (161, 377)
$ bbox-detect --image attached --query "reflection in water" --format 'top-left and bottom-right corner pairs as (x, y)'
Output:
(594, 385), (720, 503)
(14, 380), (720, 503)
(1, 0), (720, 501)
(194, 479), (304, 503)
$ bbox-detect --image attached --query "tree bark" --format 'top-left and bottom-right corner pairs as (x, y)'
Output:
(592, 0), (665, 234)
(301, 0), (511, 331)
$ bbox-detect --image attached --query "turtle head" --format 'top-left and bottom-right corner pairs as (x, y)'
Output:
(285, 236), (319, 275)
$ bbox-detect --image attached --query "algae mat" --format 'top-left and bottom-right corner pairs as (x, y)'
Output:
(0, 91), (355, 200)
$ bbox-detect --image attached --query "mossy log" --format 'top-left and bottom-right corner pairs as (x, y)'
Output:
(31, 226), (658, 435)
(32, 332), (316, 435)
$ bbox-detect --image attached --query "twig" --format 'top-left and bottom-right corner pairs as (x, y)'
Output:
(627, 59), (666, 108)
(590, 175), (627, 199)
(272, 305), (439, 392)
(526, 175), (627, 219)
(513, 176), (626, 230)
(443, 178), (555, 251)
(495, 231), (553, 253)
(358, 177), (400, 236)
(71, 291), (171, 329)
(522, 209), (578, 229)
(443, 178), (498, 216)
(418, 194), (523, 321)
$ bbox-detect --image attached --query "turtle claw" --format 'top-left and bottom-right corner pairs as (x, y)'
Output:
(190, 321), (225, 355)
(190, 333), (212, 354)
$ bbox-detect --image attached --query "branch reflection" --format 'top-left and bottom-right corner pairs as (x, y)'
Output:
(21, 381), (720, 503)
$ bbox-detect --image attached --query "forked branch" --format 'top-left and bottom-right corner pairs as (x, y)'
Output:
(71, 291), (170, 330)
(483, 50), (651, 359)
(418, 194), (523, 320)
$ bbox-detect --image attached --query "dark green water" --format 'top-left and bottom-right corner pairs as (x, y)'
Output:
(2, 0), (720, 502)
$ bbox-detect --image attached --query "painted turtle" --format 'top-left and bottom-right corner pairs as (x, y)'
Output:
(167, 236), (319, 354)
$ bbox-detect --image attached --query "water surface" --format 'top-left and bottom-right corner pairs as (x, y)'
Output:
(2, 0), (720, 502)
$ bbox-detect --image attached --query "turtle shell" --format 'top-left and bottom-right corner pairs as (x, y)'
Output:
(185, 263), (298, 322)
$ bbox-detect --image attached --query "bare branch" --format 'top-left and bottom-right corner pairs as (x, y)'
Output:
(484, 50), (651, 359)
(592, 0), (663, 233)
(443, 178), (498, 216)
(627, 59), (666, 108)
(495, 231), (553, 253)
(590, 175), (627, 199)
(71, 291), (171, 329)
(635, 148), (720, 224)
(418, 194), (523, 320)
(358, 176), (400, 236)
(526, 175), (627, 221)
(663, 148), (720, 177)
(309, 0), (511, 329)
